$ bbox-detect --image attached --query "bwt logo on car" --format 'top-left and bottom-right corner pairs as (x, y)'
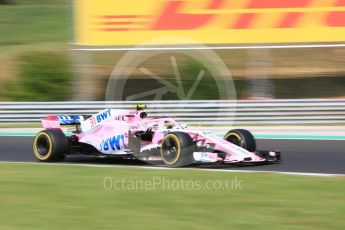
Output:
(96, 109), (111, 123)
(100, 134), (126, 152)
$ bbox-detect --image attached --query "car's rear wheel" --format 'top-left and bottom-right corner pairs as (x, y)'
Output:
(33, 129), (69, 162)
(224, 129), (256, 152)
(160, 132), (196, 167)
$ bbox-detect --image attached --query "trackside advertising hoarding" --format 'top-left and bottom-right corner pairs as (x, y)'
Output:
(74, 0), (345, 46)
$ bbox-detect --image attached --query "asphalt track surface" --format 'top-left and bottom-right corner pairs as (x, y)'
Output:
(0, 137), (344, 174)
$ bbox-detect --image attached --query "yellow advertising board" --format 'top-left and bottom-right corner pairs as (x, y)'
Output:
(74, 0), (345, 46)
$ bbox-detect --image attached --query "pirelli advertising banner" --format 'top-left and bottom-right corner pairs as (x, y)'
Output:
(74, 0), (345, 46)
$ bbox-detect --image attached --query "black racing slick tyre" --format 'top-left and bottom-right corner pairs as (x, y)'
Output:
(224, 129), (256, 152)
(33, 129), (69, 162)
(160, 132), (196, 167)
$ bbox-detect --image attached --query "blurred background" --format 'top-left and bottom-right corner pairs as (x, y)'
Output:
(1, 0), (345, 102)
(0, 3), (344, 229)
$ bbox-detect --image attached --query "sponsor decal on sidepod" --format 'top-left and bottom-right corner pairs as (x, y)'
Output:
(99, 134), (126, 152)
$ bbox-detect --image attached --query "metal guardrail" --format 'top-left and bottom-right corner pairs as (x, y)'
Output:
(0, 99), (344, 125)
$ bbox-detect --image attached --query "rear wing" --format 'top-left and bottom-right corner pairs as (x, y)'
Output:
(42, 115), (91, 129)
(56, 115), (90, 125)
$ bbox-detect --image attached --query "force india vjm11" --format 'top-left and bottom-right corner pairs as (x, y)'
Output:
(32, 105), (281, 167)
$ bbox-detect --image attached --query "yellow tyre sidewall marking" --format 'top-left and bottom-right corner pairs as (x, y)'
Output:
(161, 134), (181, 165)
(224, 133), (241, 141)
(33, 132), (53, 161)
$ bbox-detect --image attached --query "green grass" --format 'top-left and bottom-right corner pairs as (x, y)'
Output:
(0, 163), (344, 230)
(0, 4), (71, 47)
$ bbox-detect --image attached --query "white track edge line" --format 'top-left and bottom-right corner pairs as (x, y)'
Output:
(0, 161), (343, 177)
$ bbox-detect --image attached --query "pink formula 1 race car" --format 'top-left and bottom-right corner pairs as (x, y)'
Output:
(32, 105), (281, 167)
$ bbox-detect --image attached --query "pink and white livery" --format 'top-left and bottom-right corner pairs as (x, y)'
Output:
(33, 105), (281, 167)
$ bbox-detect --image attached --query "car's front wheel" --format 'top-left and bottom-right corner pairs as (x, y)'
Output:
(160, 132), (196, 167)
(33, 129), (69, 162)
